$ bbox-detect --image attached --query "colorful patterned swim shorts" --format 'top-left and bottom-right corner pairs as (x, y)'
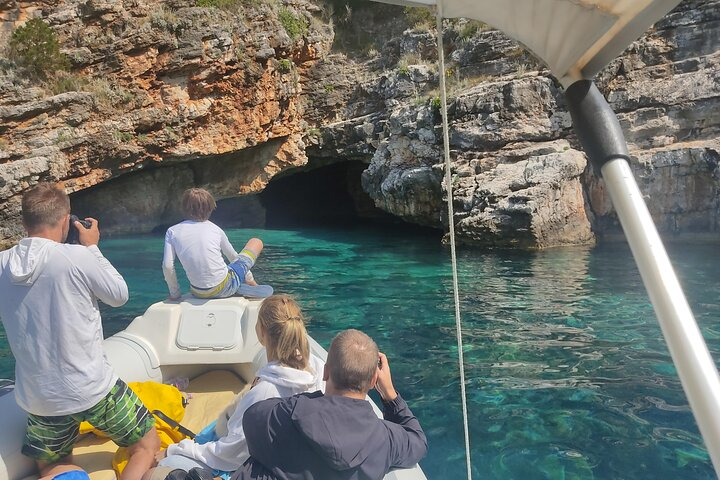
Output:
(22, 378), (155, 463)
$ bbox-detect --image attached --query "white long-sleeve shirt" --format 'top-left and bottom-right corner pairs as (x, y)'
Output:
(162, 221), (239, 298)
(166, 355), (326, 472)
(0, 238), (128, 416)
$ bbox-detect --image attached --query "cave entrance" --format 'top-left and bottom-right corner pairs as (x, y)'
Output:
(213, 160), (393, 229)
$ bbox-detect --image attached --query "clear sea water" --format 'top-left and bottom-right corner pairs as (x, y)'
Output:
(1, 225), (719, 479)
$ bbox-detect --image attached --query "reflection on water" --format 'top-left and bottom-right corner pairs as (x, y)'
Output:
(0, 226), (718, 479)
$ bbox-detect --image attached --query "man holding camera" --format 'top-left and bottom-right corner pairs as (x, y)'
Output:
(0, 183), (159, 480)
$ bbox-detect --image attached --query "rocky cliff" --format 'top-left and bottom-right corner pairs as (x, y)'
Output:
(0, 0), (718, 249)
(0, 0), (332, 244)
(308, 0), (720, 248)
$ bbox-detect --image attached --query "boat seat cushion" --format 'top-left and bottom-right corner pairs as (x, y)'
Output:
(72, 370), (248, 480)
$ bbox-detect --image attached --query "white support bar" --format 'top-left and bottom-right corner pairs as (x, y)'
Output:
(601, 158), (720, 475)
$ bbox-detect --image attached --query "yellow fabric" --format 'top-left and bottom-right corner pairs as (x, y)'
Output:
(72, 371), (248, 480)
(78, 381), (189, 477)
(190, 272), (231, 298)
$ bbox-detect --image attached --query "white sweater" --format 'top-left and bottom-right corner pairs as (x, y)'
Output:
(0, 238), (128, 416)
(166, 355), (326, 472)
(162, 221), (239, 298)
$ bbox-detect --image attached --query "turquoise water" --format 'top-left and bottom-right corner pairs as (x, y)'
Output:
(1, 225), (719, 479)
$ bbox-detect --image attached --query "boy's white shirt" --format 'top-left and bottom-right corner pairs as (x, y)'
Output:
(162, 220), (239, 298)
(166, 355), (326, 472)
(0, 238), (127, 415)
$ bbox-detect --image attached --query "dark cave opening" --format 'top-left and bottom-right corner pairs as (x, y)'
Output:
(213, 161), (394, 229)
(264, 161), (389, 228)
(213, 160), (442, 237)
(66, 159), (442, 238)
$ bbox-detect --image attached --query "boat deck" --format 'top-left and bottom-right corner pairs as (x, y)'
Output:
(72, 370), (249, 480)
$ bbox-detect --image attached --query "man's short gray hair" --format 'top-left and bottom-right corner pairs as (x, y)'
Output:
(327, 329), (379, 393)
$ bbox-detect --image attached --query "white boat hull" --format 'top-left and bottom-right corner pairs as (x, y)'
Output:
(0, 297), (426, 480)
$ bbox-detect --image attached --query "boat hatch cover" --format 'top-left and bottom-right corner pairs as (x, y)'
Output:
(177, 308), (242, 351)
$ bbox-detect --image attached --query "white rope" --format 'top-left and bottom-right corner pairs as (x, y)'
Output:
(435, 7), (472, 480)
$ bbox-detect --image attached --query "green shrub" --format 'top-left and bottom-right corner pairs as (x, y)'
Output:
(279, 7), (308, 41)
(403, 6), (434, 28)
(9, 18), (68, 80)
(86, 78), (137, 111)
(112, 130), (133, 143)
(47, 72), (88, 95)
(323, 84), (335, 92)
(458, 20), (489, 40)
(165, 126), (180, 140)
(149, 6), (180, 32)
(55, 128), (74, 144)
(278, 58), (292, 72)
(196, 0), (243, 9)
(430, 96), (441, 110)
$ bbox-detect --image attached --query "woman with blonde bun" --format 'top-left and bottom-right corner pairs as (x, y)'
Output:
(152, 295), (324, 478)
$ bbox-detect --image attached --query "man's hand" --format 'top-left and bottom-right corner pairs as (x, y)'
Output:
(77, 217), (100, 247)
(375, 352), (398, 402)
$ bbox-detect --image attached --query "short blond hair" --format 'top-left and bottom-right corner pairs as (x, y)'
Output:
(258, 295), (310, 370)
(181, 188), (216, 221)
(327, 329), (379, 393)
(22, 183), (70, 230)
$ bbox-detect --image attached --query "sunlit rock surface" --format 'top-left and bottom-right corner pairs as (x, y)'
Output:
(335, 0), (719, 247)
(0, 0), (718, 249)
(0, 0), (331, 245)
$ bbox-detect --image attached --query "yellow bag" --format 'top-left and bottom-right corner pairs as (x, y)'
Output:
(79, 381), (193, 476)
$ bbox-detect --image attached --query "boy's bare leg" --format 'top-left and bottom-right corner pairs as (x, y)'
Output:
(242, 238), (263, 286)
(243, 238), (263, 258)
(119, 427), (160, 480)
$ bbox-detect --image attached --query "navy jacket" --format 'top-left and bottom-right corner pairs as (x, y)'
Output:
(232, 391), (427, 480)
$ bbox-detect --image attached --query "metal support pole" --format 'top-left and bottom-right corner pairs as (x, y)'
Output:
(566, 80), (720, 476)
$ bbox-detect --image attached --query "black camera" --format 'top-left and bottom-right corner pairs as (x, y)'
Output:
(66, 214), (92, 244)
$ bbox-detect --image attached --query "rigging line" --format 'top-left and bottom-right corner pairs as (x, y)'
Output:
(435, 6), (472, 480)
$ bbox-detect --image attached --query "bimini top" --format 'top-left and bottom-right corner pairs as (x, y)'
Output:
(372, 0), (682, 86)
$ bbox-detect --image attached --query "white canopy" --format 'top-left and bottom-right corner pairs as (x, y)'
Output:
(373, 0), (682, 86)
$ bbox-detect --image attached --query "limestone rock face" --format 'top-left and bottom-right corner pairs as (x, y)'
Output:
(1, 0), (718, 249)
(361, 105), (443, 227)
(452, 142), (593, 248)
(0, 0), (332, 245)
(332, 0), (719, 247)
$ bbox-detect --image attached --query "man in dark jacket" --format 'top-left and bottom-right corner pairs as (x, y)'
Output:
(233, 329), (427, 480)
